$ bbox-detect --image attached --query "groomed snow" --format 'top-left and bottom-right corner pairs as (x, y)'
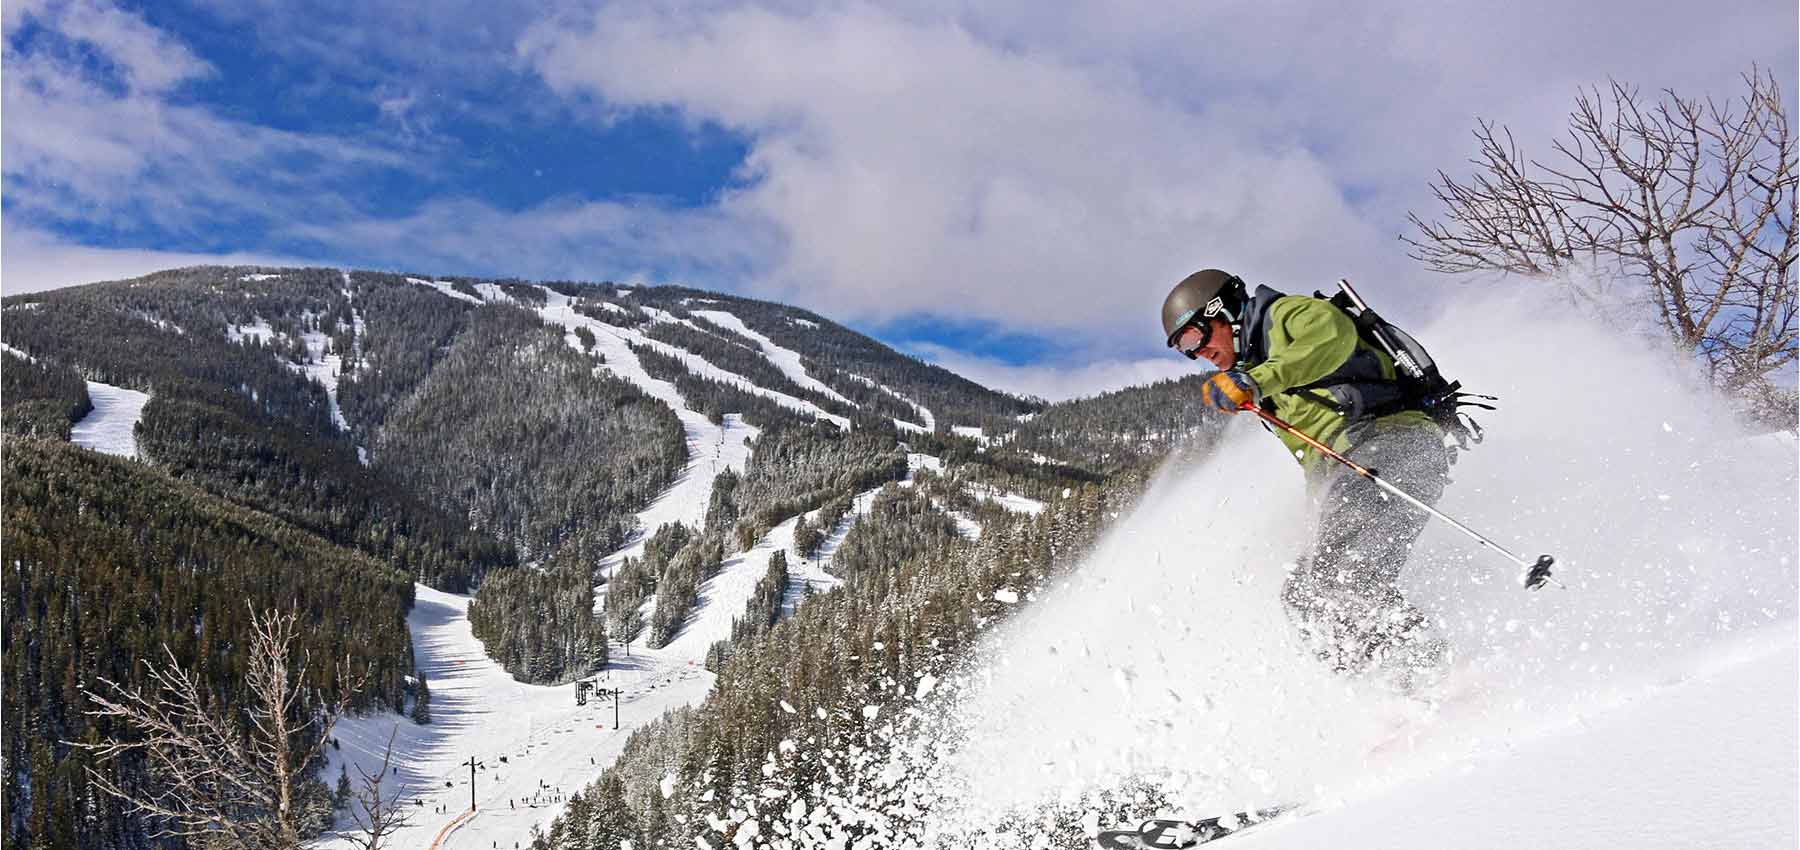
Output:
(407, 278), (484, 305)
(690, 310), (856, 408)
(844, 371), (935, 433)
(319, 586), (716, 850)
(70, 381), (150, 458)
(530, 286), (761, 576)
(521, 287), (849, 432)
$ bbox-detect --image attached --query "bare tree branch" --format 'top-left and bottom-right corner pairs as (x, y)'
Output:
(73, 607), (369, 850)
(1405, 65), (1796, 417)
(343, 725), (417, 850)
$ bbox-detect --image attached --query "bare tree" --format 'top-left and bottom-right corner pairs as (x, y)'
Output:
(77, 608), (364, 850)
(1405, 66), (1796, 415)
(342, 725), (416, 850)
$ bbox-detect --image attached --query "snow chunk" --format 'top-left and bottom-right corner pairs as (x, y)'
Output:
(661, 773), (678, 799)
(994, 588), (1020, 605)
(914, 674), (939, 700)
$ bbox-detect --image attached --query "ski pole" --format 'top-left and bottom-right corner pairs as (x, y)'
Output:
(1241, 403), (1558, 590)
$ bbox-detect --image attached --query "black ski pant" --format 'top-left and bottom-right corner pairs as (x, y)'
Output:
(1280, 422), (1451, 673)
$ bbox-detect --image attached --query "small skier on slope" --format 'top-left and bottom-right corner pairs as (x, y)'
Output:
(1161, 269), (1451, 688)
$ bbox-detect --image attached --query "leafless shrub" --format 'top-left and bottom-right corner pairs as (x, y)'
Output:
(77, 608), (364, 850)
(1406, 66), (1796, 414)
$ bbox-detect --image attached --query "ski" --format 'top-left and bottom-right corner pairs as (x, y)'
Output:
(1094, 807), (1292, 849)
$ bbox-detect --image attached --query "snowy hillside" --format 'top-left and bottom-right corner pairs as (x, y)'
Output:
(321, 586), (718, 850)
(0, 265), (1203, 850)
(308, 279), (1054, 849)
(896, 293), (1800, 850)
(69, 380), (149, 458)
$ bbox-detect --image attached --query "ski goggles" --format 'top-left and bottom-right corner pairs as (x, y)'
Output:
(1171, 317), (1214, 360)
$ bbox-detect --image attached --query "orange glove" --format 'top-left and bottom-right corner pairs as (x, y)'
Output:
(1202, 369), (1259, 414)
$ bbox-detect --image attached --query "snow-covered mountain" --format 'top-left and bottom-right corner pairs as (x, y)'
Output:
(8, 270), (1789, 850)
(0, 266), (1211, 850)
(520, 291), (1798, 850)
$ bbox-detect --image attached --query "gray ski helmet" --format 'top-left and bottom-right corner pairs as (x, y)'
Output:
(1161, 269), (1245, 348)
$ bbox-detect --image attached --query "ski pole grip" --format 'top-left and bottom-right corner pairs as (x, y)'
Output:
(1523, 554), (1556, 590)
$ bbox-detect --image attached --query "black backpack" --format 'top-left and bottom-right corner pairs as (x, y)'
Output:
(1313, 280), (1495, 451)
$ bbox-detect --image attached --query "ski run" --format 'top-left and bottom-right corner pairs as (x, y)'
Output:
(315, 279), (1052, 850)
(69, 380), (150, 459)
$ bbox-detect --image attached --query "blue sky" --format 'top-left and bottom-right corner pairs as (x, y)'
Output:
(4, 0), (1793, 399)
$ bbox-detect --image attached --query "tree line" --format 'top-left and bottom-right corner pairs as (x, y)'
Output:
(2, 437), (414, 850)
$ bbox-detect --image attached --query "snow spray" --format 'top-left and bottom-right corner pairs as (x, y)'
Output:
(907, 285), (1798, 845)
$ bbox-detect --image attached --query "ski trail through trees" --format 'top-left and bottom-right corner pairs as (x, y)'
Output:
(69, 381), (149, 458)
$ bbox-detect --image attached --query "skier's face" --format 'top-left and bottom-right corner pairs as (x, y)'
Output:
(1176, 318), (1236, 371)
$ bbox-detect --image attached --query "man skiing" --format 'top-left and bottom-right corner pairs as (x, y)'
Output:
(1161, 269), (1451, 687)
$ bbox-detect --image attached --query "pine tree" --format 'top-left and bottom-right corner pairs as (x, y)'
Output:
(585, 776), (643, 850)
(410, 673), (432, 725)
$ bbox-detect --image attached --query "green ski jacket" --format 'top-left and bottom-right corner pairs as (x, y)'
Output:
(1240, 295), (1437, 476)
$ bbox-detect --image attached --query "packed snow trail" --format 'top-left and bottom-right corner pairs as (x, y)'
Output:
(70, 381), (150, 458)
(879, 292), (1797, 850)
(690, 309), (856, 407)
(320, 586), (716, 850)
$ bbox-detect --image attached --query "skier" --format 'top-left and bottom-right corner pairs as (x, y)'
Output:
(1161, 269), (1451, 687)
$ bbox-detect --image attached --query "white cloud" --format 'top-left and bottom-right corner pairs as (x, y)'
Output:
(41, 0), (215, 92)
(905, 341), (1191, 402)
(1, 225), (313, 295)
(279, 195), (783, 286)
(522, 4), (1389, 347)
(2, 1), (417, 237)
(518, 0), (1793, 355)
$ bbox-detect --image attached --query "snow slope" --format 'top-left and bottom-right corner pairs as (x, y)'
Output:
(335, 282), (951, 849)
(320, 586), (716, 850)
(293, 329), (350, 431)
(70, 381), (150, 458)
(873, 293), (1800, 850)
(529, 286), (761, 572)
(691, 309), (855, 407)
(844, 371), (935, 433)
(1222, 624), (1798, 849)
